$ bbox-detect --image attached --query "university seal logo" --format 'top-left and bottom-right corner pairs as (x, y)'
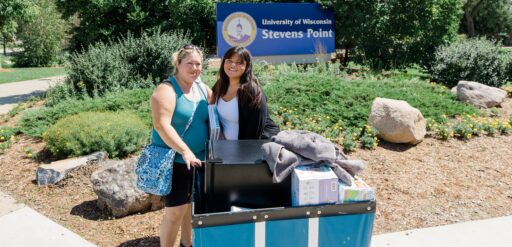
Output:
(222, 12), (257, 47)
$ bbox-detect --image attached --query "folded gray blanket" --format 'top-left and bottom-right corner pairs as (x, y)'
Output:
(271, 130), (337, 162)
(262, 130), (366, 185)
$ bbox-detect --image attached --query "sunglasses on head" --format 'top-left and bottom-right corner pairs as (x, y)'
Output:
(182, 44), (197, 50)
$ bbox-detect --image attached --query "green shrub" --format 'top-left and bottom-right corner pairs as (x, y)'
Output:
(430, 38), (510, 88)
(43, 111), (148, 158)
(452, 122), (474, 139)
(428, 114), (512, 141)
(434, 124), (453, 140)
(18, 88), (152, 138)
(342, 129), (359, 153)
(359, 125), (379, 149)
(506, 61), (512, 83)
(497, 120), (511, 135)
(469, 120), (484, 137)
(484, 120), (499, 136)
(0, 126), (19, 153)
(503, 49), (512, 81)
(45, 83), (77, 106)
(0, 55), (12, 68)
(13, 0), (68, 67)
(65, 31), (190, 97)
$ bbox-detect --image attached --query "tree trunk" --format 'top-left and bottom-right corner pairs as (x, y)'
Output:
(465, 10), (476, 37)
(0, 37), (3, 69)
(343, 46), (350, 67)
(3, 36), (6, 56)
(463, 0), (485, 37)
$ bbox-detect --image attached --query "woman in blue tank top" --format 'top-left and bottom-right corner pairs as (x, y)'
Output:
(151, 44), (211, 247)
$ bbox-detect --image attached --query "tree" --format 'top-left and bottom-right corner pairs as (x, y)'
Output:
(316, 0), (379, 65)
(462, 0), (512, 38)
(14, 0), (68, 67)
(0, 0), (35, 67)
(474, 0), (512, 38)
(385, 0), (463, 68)
(319, 0), (463, 69)
(55, 0), (306, 52)
(56, 0), (216, 52)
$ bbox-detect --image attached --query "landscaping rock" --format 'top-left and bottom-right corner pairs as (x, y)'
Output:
(36, 151), (107, 185)
(368, 97), (426, 144)
(90, 158), (163, 218)
(456, 80), (507, 108)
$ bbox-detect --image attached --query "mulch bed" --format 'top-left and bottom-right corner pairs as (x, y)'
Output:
(0, 99), (511, 246)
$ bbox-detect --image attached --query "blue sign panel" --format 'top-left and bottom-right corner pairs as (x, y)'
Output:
(217, 3), (335, 57)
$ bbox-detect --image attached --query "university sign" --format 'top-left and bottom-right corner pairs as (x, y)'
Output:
(217, 3), (335, 57)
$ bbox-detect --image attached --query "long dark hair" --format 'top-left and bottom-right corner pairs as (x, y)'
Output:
(212, 46), (262, 108)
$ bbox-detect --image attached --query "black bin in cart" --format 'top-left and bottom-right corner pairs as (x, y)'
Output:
(192, 140), (376, 247)
(200, 140), (291, 213)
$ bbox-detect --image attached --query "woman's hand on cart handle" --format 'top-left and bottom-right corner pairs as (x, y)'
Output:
(183, 150), (202, 170)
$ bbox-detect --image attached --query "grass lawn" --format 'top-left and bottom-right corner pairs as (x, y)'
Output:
(0, 67), (66, 84)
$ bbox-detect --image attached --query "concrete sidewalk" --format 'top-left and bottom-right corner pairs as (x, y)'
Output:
(0, 191), (96, 247)
(2, 187), (512, 247)
(0, 76), (65, 114)
(371, 215), (512, 247)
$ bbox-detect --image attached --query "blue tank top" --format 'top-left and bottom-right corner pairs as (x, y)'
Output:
(151, 76), (209, 163)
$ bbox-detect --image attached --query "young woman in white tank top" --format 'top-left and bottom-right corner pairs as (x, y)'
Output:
(214, 48), (246, 140)
(212, 46), (280, 140)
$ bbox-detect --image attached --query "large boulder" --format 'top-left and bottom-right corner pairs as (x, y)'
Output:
(368, 97), (426, 144)
(90, 158), (163, 217)
(456, 80), (507, 108)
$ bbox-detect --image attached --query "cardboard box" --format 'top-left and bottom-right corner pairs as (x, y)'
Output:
(292, 165), (338, 206)
(339, 177), (375, 203)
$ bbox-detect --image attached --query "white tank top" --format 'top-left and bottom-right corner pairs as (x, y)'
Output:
(217, 96), (239, 140)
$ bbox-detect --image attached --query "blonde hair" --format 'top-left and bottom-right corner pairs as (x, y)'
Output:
(171, 45), (204, 75)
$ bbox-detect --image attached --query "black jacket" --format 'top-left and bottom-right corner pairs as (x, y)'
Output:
(237, 92), (280, 139)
